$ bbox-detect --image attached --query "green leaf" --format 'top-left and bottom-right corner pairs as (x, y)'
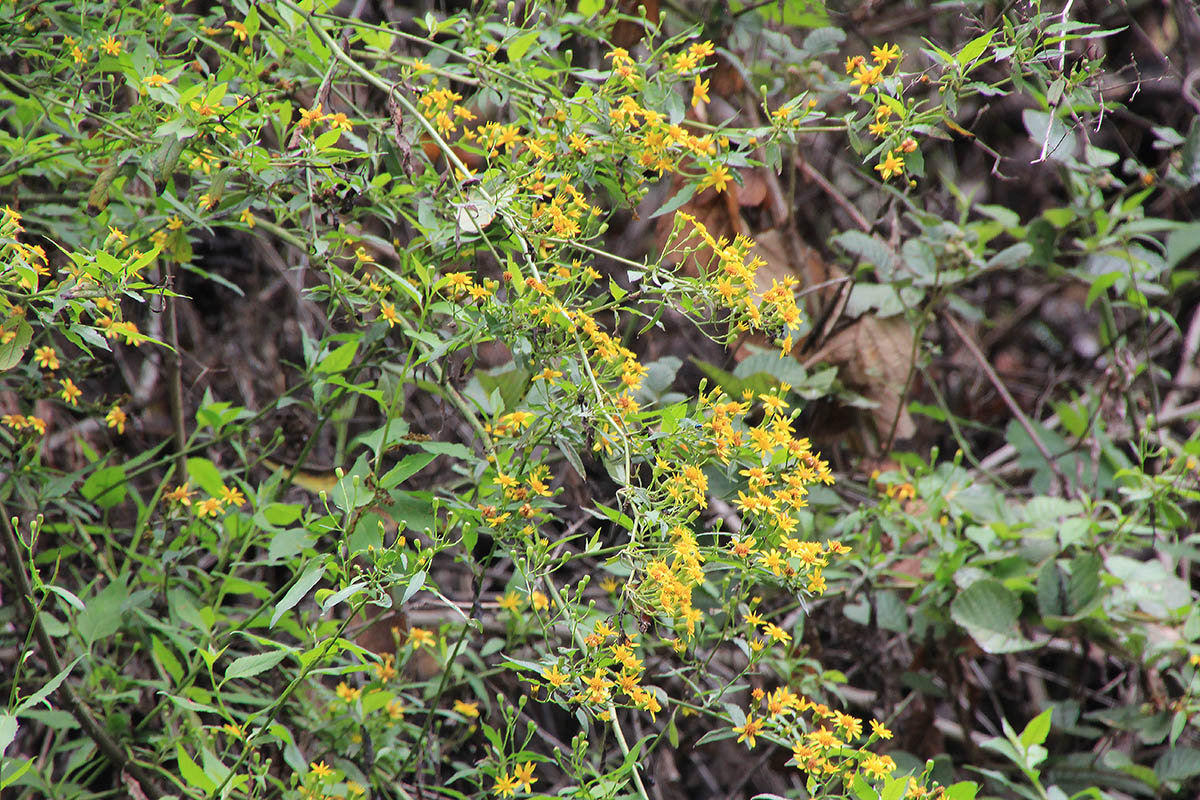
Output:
(271, 563), (325, 628)
(152, 636), (184, 685)
(14, 656), (83, 714)
(400, 569), (426, 604)
(224, 649), (288, 683)
(185, 456), (224, 497)
(380, 453), (437, 489)
(77, 577), (129, 646)
(1155, 746), (1200, 782)
(0, 320), (32, 371)
(507, 29), (541, 61)
(80, 464), (127, 510)
(1020, 708), (1053, 748)
(957, 30), (995, 66)
(316, 339), (359, 374)
(650, 181), (698, 219)
(176, 744), (217, 793)
(950, 578), (1036, 653)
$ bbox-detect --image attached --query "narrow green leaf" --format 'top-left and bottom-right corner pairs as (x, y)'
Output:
(271, 563), (325, 628)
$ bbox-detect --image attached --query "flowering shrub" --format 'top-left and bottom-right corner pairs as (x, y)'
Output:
(2, 2), (1196, 800)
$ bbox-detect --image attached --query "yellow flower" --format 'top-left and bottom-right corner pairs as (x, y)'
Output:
(850, 63), (884, 94)
(763, 622), (791, 643)
(239, 208), (255, 228)
(453, 699), (479, 718)
(379, 301), (399, 328)
(871, 43), (901, 67)
(328, 112), (352, 132)
(691, 76), (710, 107)
(497, 591), (522, 612)
(494, 772), (518, 798)
(298, 103), (325, 129)
(513, 762), (536, 793)
(699, 163), (732, 193)
(59, 378), (82, 406)
(195, 497), (222, 518)
(733, 714), (764, 748)
(870, 719), (893, 739)
(874, 150), (904, 181)
(543, 664), (570, 688)
(143, 73), (170, 88)
(105, 405), (127, 434)
(99, 36), (122, 56)
(225, 20), (249, 41)
(309, 761), (333, 779)
(408, 627), (435, 649)
(34, 346), (59, 370)
(336, 682), (362, 702)
(530, 590), (548, 612)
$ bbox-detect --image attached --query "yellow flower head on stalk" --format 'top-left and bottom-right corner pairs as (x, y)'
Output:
(874, 150), (904, 180)
(494, 772), (518, 798)
(871, 43), (901, 67)
(733, 714), (765, 748)
(34, 346), (59, 370)
(851, 63), (885, 94)
(225, 20), (248, 41)
(513, 762), (537, 793)
(700, 163), (732, 193)
(99, 36), (122, 56)
(105, 405), (127, 434)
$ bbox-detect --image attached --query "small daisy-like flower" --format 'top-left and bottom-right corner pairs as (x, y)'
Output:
(691, 76), (710, 107)
(59, 378), (82, 406)
(309, 761), (333, 779)
(99, 36), (123, 56)
(408, 627), (435, 649)
(219, 484), (245, 506)
(379, 301), (399, 328)
(874, 150), (904, 181)
(34, 346), (60, 370)
(106, 405), (127, 434)
(225, 20), (248, 41)
(453, 699), (479, 718)
(298, 103), (325, 129)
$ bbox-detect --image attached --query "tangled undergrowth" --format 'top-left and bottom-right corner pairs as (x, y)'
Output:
(2, 1), (1199, 799)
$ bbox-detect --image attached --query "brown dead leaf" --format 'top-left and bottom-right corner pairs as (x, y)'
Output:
(803, 314), (917, 442)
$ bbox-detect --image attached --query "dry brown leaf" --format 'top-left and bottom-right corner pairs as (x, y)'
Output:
(803, 314), (917, 442)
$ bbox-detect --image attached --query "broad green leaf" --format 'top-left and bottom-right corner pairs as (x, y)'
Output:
(176, 744), (216, 793)
(957, 30), (995, 66)
(0, 320), (32, 371)
(77, 577), (128, 646)
(1020, 708), (1053, 748)
(315, 339), (358, 374)
(950, 578), (1036, 653)
(80, 464), (127, 510)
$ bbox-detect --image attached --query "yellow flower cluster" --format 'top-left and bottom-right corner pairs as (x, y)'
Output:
(732, 689), (898, 784)
(675, 213), (803, 354)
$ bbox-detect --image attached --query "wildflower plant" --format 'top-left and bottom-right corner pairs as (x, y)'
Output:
(0, 2), (1187, 800)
